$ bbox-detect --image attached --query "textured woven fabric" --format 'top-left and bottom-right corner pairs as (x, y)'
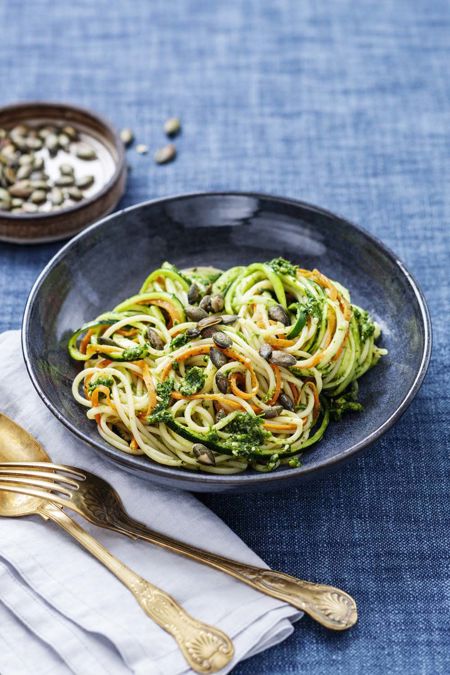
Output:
(0, 1), (449, 673)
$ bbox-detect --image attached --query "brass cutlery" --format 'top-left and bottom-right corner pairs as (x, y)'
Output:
(0, 413), (357, 631)
(0, 415), (233, 673)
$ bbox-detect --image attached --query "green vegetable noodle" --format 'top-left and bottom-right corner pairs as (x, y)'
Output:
(69, 258), (387, 474)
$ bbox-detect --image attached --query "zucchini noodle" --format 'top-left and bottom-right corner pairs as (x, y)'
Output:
(68, 258), (386, 474)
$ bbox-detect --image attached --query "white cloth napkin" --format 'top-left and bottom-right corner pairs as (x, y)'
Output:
(0, 331), (300, 674)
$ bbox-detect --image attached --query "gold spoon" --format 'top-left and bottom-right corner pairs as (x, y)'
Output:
(0, 413), (357, 631)
(0, 414), (233, 673)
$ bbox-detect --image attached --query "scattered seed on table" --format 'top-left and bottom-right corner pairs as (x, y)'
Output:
(154, 144), (176, 165)
(164, 117), (181, 138)
(136, 144), (148, 155)
(120, 128), (134, 146)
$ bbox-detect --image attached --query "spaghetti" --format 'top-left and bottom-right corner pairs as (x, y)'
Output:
(68, 258), (386, 474)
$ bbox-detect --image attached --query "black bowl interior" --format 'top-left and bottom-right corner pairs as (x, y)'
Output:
(22, 193), (431, 492)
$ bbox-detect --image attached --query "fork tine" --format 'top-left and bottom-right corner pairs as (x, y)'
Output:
(0, 468), (80, 488)
(0, 475), (73, 497)
(0, 482), (70, 509)
(0, 462), (85, 480)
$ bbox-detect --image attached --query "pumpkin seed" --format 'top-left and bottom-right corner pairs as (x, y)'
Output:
(220, 314), (239, 325)
(192, 443), (216, 465)
(0, 187), (11, 203)
(186, 326), (201, 338)
(11, 197), (23, 207)
(60, 163), (74, 176)
(200, 325), (219, 338)
(186, 305), (208, 322)
(213, 331), (232, 349)
(66, 186), (83, 201)
(269, 351), (297, 367)
(62, 126), (78, 140)
(279, 392), (295, 412)
(30, 180), (50, 191)
(26, 137), (43, 151)
(136, 144), (148, 155)
(120, 128), (134, 146)
(30, 189), (47, 204)
(18, 154), (33, 166)
(215, 372), (229, 394)
(2, 144), (16, 159)
(187, 283), (200, 304)
(3, 167), (16, 185)
(16, 164), (33, 180)
(262, 405), (283, 419)
(11, 124), (28, 136)
(30, 171), (48, 181)
(10, 134), (27, 151)
(76, 175), (94, 190)
(22, 202), (38, 213)
(197, 314), (222, 330)
(55, 175), (74, 187)
(38, 126), (54, 139)
(268, 304), (290, 326)
(199, 295), (212, 312)
(0, 200), (10, 211)
(76, 143), (97, 160)
(215, 408), (227, 422)
(210, 347), (228, 369)
(49, 188), (64, 206)
(147, 327), (165, 350)
(33, 157), (44, 170)
(45, 133), (59, 156)
(9, 181), (33, 198)
(164, 117), (181, 138)
(154, 144), (176, 164)
(259, 343), (272, 361)
(210, 294), (224, 313)
(58, 133), (70, 149)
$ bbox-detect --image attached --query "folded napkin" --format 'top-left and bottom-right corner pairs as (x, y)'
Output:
(0, 331), (300, 674)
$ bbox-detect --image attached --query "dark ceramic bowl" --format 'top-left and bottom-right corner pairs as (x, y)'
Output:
(22, 193), (431, 492)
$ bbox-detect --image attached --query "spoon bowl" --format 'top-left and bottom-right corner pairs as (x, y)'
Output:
(0, 413), (50, 516)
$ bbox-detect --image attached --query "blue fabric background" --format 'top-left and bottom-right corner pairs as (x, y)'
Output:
(0, 1), (448, 673)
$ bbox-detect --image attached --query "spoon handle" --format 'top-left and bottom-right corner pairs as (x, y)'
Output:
(114, 520), (357, 631)
(39, 503), (234, 673)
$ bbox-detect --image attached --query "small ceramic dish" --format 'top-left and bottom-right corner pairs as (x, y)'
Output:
(0, 101), (126, 244)
(22, 192), (431, 492)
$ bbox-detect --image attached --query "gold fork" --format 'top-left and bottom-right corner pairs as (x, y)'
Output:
(0, 462), (357, 631)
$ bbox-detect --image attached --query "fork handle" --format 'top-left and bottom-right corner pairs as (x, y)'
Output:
(39, 503), (233, 673)
(117, 520), (357, 631)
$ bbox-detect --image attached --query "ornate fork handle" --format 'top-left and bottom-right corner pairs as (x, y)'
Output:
(112, 517), (357, 631)
(39, 503), (234, 673)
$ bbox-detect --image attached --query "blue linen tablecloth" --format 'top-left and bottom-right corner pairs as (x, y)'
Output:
(0, 1), (448, 672)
